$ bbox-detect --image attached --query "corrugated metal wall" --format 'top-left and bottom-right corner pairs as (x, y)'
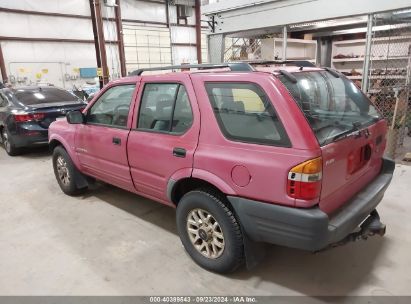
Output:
(0, 0), (208, 88)
(0, 0), (102, 88)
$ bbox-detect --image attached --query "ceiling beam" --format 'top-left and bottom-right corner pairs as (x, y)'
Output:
(204, 0), (411, 35)
(0, 36), (118, 44)
(0, 7), (168, 27)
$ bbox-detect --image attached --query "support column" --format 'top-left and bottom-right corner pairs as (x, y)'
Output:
(90, 0), (109, 88)
(115, 0), (126, 77)
(362, 14), (373, 93)
(195, 0), (202, 64)
(89, 0), (102, 88)
(282, 25), (287, 62)
(166, 1), (174, 65)
(208, 34), (225, 64)
(165, 0), (170, 28)
(0, 42), (7, 83)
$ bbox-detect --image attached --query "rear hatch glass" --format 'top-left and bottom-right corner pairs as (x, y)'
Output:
(14, 87), (81, 106)
(278, 71), (381, 146)
(13, 87), (85, 128)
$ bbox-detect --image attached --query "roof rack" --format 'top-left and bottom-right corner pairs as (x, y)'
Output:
(129, 62), (255, 76)
(279, 70), (298, 83)
(245, 60), (316, 68)
(323, 67), (341, 78)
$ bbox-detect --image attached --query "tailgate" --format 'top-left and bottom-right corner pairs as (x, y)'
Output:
(319, 120), (387, 214)
(277, 69), (388, 214)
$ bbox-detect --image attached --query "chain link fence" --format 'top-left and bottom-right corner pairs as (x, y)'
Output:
(223, 38), (264, 62)
(367, 12), (411, 159)
(207, 11), (411, 160)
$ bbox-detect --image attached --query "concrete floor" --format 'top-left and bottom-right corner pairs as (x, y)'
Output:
(0, 147), (411, 296)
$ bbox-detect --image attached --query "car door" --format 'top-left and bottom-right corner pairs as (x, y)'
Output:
(127, 74), (200, 204)
(75, 82), (139, 192)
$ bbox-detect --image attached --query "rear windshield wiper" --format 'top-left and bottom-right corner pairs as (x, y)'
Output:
(332, 121), (362, 142)
(324, 67), (341, 78)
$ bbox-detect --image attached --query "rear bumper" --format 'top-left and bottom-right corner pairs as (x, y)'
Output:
(228, 158), (395, 251)
(13, 134), (49, 147)
(11, 123), (48, 148)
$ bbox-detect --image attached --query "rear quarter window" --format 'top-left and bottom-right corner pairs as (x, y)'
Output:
(14, 88), (80, 105)
(205, 82), (290, 147)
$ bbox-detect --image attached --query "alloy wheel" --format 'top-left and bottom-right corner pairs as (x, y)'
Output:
(186, 208), (225, 259)
(56, 155), (71, 185)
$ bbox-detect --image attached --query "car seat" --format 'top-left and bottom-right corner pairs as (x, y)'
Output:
(152, 95), (173, 131)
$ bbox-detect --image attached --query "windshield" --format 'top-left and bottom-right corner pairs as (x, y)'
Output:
(14, 88), (80, 105)
(279, 71), (381, 145)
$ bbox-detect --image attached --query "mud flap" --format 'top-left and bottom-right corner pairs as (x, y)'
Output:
(73, 170), (88, 189)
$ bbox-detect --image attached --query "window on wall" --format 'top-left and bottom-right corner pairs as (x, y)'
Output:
(137, 83), (193, 134)
(87, 84), (136, 127)
(123, 25), (172, 72)
(205, 82), (290, 147)
(176, 5), (189, 25)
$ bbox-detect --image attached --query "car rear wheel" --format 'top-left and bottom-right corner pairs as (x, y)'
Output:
(176, 189), (245, 273)
(52, 146), (87, 195)
(1, 128), (20, 156)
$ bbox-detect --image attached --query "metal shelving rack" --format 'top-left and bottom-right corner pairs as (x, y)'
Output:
(261, 38), (317, 64)
(331, 35), (411, 84)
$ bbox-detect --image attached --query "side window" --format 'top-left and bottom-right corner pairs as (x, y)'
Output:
(205, 82), (290, 147)
(137, 83), (193, 134)
(172, 86), (193, 133)
(87, 84), (136, 127)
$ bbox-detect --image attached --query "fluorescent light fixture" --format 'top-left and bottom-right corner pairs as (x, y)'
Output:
(393, 9), (411, 15)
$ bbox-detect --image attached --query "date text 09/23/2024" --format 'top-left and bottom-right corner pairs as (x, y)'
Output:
(149, 296), (257, 303)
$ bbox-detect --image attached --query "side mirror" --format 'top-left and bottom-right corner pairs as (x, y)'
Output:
(66, 110), (84, 124)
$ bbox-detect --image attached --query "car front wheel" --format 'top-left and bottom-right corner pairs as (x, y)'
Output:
(176, 189), (245, 273)
(52, 146), (87, 195)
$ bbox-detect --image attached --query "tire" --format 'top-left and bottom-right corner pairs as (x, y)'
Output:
(1, 127), (21, 156)
(176, 189), (245, 273)
(52, 146), (88, 196)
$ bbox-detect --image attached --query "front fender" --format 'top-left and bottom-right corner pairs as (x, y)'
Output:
(49, 133), (81, 170)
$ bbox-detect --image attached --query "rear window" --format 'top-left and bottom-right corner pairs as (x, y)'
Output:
(279, 71), (381, 146)
(205, 82), (290, 147)
(14, 88), (80, 105)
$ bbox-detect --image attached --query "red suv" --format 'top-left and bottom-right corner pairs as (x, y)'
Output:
(49, 62), (394, 273)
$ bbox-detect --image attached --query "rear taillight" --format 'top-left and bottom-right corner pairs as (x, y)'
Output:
(14, 113), (45, 122)
(287, 157), (322, 200)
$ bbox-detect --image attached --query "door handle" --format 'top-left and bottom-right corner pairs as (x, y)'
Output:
(112, 137), (121, 145)
(173, 147), (186, 158)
